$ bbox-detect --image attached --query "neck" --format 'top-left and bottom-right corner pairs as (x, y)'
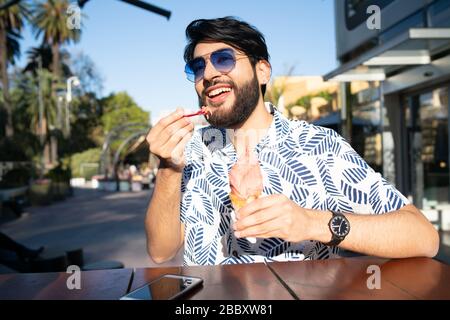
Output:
(230, 98), (273, 158)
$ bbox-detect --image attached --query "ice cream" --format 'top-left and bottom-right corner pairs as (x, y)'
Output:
(229, 148), (263, 243)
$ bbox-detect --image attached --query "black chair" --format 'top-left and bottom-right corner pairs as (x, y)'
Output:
(82, 260), (124, 271)
(30, 248), (69, 273)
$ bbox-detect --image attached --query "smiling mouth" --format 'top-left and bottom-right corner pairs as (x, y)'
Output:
(208, 87), (231, 98)
(206, 86), (233, 104)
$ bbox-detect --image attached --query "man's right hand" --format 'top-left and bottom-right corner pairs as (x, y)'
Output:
(146, 108), (195, 172)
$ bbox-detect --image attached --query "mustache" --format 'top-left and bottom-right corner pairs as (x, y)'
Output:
(201, 79), (235, 99)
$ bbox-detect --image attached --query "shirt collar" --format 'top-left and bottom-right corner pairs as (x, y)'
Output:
(255, 102), (291, 151)
(201, 102), (291, 157)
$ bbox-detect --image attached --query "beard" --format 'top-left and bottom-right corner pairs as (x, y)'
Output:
(198, 71), (260, 129)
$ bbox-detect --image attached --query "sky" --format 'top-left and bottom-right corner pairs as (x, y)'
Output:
(17, 0), (337, 121)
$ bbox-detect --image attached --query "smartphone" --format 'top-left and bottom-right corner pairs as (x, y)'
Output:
(120, 274), (203, 300)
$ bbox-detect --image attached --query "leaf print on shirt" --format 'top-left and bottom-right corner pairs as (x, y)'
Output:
(180, 107), (409, 266)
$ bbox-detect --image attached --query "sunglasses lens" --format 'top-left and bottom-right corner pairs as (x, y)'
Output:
(211, 50), (236, 73)
(185, 58), (205, 82)
(184, 65), (195, 82)
(184, 49), (237, 82)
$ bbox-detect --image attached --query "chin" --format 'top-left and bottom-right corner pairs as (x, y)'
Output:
(207, 95), (235, 111)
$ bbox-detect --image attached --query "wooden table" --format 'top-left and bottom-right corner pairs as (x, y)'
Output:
(0, 257), (449, 300)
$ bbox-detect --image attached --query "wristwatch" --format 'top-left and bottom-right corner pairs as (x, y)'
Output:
(325, 211), (350, 246)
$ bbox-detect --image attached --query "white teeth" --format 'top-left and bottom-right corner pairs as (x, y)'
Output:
(208, 87), (231, 98)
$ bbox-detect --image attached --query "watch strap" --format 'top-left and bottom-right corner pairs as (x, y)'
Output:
(324, 237), (344, 247)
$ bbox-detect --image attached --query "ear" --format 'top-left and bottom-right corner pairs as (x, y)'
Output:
(256, 60), (271, 85)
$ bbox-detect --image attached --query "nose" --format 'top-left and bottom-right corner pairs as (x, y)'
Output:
(202, 58), (221, 82)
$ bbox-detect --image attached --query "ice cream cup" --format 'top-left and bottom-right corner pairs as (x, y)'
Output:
(229, 193), (259, 244)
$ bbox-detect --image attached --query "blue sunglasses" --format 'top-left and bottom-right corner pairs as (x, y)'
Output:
(184, 48), (247, 83)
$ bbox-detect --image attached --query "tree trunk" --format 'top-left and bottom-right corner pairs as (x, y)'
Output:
(41, 115), (51, 169)
(51, 42), (60, 80)
(50, 135), (58, 165)
(0, 28), (14, 137)
(50, 42), (60, 167)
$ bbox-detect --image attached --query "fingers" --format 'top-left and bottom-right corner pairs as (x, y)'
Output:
(147, 108), (196, 167)
(238, 230), (279, 239)
(147, 108), (185, 143)
(234, 207), (279, 231)
(168, 127), (195, 166)
(159, 120), (193, 149)
(154, 122), (194, 158)
(237, 195), (282, 219)
(234, 215), (284, 239)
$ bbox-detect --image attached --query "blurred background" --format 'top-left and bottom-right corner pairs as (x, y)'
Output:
(0, 0), (450, 273)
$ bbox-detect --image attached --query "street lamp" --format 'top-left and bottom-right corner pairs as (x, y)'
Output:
(56, 93), (65, 130)
(65, 76), (80, 137)
(66, 76), (80, 103)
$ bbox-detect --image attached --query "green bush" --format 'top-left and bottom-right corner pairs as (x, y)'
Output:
(70, 148), (101, 180)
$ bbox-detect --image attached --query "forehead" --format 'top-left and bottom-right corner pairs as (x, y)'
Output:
(193, 42), (236, 58)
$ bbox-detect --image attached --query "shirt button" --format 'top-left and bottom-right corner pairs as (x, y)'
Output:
(232, 250), (239, 258)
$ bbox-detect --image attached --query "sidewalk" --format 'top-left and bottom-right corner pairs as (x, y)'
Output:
(2, 187), (448, 269)
(0, 188), (183, 269)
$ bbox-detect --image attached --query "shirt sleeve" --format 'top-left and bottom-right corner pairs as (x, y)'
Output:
(326, 131), (410, 215)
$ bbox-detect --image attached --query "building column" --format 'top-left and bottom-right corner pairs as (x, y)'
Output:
(339, 82), (352, 142)
(383, 91), (409, 196)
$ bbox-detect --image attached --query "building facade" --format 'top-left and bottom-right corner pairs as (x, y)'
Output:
(325, 0), (450, 229)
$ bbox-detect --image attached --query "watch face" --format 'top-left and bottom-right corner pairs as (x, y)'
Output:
(330, 215), (350, 237)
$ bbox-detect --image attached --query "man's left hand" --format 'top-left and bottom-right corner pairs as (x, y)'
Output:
(233, 194), (314, 242)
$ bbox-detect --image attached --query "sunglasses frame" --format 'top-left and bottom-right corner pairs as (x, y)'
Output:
(185, 48), (247, 83)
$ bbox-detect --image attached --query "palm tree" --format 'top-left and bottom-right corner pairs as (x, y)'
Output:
(14, 68), (57, 167)
(32, 0), (81, 83)
(23, 43), (72, 77)
(0, 0), (28, 137)
(32, 0), (82, 167)
(265, 65), (295, 117)
(15, 70), (56, 139)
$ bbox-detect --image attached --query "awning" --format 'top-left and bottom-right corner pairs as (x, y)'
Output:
(312, 112), (340, 126)
(323, 28), (450, 82)
(312, 111), (378, 127)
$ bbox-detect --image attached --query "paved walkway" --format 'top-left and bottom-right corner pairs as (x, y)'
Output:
(2, 188), (449, 269)
(0, 188), (183, 269)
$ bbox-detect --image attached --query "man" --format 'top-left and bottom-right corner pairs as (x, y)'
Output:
(145, 17), (439, 266)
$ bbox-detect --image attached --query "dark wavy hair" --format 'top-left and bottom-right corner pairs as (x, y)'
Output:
(184, 16), (270, 96)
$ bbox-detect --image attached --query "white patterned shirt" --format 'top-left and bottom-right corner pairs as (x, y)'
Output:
(180, 103), (409, 266)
